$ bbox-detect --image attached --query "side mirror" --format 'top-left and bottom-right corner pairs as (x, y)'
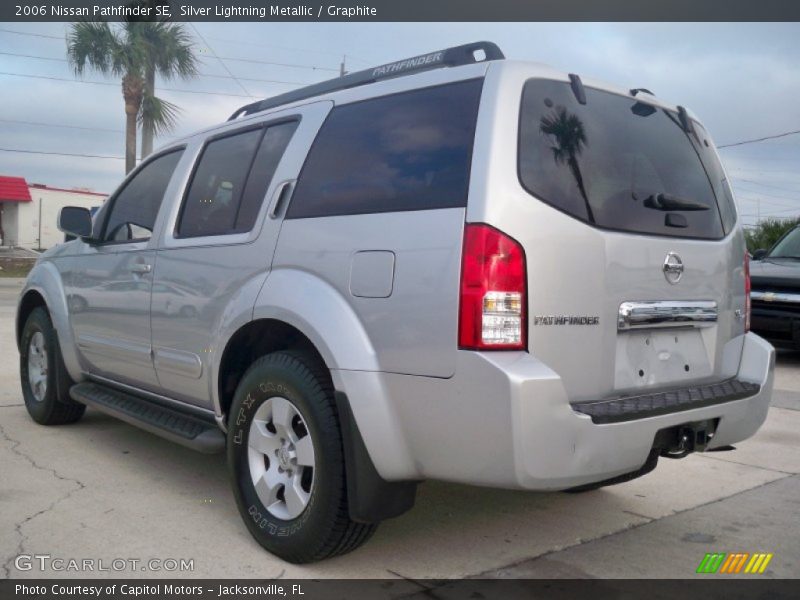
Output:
(58, 206), (93, 240)
(752, 249), (768, 260)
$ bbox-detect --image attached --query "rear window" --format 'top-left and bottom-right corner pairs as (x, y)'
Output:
(287, 79), (483, 219)
(177, 121), (297, 238)
(518, 79), (735, 239)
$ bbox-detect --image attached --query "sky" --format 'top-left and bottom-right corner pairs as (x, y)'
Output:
(1, 21), (799, 227)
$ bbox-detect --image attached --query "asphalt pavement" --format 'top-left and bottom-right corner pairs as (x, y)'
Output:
(1, 277), (798, 580)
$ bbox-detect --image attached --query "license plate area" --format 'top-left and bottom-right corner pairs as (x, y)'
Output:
(615, 328), (713, 391)
(654, 418), (719, 457)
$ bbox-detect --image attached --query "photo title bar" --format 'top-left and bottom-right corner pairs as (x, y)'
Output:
(2, 0), (800, 22)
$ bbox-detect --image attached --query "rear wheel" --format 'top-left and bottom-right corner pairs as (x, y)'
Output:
(227, 351), (376, 563)
(20, 307), (85, 425)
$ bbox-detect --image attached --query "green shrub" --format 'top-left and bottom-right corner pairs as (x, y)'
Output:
(745, 217), (800, 254)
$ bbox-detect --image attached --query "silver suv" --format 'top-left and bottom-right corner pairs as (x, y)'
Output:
(16, 42), (774, 563)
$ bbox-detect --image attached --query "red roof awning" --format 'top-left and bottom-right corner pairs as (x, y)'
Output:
(0, 175), (32, 202)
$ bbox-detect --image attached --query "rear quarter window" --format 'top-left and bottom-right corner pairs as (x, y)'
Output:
(518, 79), (732, 239)
(287, 79), (483, 219)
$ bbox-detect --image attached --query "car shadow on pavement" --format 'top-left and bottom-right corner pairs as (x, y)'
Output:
(41, 406), (646, 577)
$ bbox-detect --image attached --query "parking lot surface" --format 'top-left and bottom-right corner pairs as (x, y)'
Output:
(1, 277), (798, 579)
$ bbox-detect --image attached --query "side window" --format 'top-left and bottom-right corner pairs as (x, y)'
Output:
(103, 149), (184, 242)
(287, 79), (483, 219)
(177, 121), (298, 238)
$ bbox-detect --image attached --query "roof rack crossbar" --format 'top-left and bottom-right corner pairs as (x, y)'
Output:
(228, 41), (504, 121)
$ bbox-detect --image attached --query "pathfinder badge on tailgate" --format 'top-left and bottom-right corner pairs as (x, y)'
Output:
(533, 316), (599, 325)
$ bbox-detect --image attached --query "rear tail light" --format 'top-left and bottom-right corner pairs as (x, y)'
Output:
(745, 250), (751, 332)
(458, 223), (527, 350)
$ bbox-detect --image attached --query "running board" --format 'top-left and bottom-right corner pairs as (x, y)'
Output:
(69, 382), (225, 454)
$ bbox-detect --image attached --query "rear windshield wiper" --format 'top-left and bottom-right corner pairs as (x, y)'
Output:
(643, 193), (710, 212)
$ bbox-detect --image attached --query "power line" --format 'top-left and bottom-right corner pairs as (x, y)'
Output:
(209, 53), (339, 72)
(0, 70), (258, 98)
(729, 166), (800, 174)
(719, 129), (800, 149)
(741, 206), (800, 216)
(733, 177), (800, 195)
(0, 117), (181, 139)
(201, 33), (373, 65)
(0, 51), (309, 86)
(189, 23), (251, 97)
(720, 154), (800, 162)
(0, 118), (121, 134)
(0, 51), (66, 62)
(733, 185), (800, 202)
(0, 147), (124, 160)
(0, 27), (63, 40)
(1, 26), (355, 70)
(194, 73), (306, 86)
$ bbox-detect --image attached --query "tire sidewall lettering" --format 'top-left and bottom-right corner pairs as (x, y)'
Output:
(231, 374), (314, 537)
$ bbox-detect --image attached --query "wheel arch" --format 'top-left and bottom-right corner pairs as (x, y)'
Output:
(216, 318), (331, 423)
(16, 289), (47, 348)
(16, 262), (83, 381)
(215, 268), (416, 481)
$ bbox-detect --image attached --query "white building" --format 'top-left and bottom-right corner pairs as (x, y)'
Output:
(0, 176), (107, 250)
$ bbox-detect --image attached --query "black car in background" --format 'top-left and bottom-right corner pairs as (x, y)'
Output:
(751, 225), (800, 349)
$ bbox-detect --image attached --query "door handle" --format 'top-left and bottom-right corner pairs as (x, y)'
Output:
(130, 263), (152, 274)
(269, 180), (295, 219)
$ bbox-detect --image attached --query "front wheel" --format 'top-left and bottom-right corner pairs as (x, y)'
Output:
(20, 307), (85, 425)
(227, 351), (376, 563)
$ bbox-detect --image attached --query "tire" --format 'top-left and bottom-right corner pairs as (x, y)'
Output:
(227, 351), (376, 563)
(20, 307), (86, 425)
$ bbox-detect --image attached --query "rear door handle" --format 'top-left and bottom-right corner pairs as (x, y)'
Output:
(130, 263), (152, 274)
(269, 180), (295, 219)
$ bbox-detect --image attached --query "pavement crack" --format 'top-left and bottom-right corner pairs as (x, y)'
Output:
(0, 420), (86, 578)
(696, 453), (795, 475)
(622, 509), (654, 520)
(468, 473), (795, 579)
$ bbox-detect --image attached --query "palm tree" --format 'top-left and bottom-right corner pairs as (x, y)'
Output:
(137, 21), (198, 159)
(67, 20), (198, 174)
(539, 106), (594, 222)
(68, 21), (143, 173)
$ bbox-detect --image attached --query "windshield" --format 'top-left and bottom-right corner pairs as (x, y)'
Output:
(518, 79), (736, 239)
(769, 228), (800, 258)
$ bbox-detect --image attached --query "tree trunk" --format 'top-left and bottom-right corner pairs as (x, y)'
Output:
(125, 102), (138, 174)
(569, 156), (594, 223)
(141, 65), (156, 160)
(122, 73), (144, 174)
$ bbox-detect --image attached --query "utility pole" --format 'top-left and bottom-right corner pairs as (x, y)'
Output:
(37, 197), (42, 250)
(340, 55), (347, 77)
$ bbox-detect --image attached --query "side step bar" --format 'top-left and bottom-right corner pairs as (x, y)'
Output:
(70, 382), (225, 454)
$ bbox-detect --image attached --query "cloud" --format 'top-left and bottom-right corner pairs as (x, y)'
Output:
(1, 21), (798, 225)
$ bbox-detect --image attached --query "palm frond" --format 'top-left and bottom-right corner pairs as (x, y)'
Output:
(142, 22), (200, 81)
(66, 22), (117, 76)
(139, 94), (181, 137)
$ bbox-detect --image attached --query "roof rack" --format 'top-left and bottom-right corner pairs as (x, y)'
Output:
(227, 41), (505, 121)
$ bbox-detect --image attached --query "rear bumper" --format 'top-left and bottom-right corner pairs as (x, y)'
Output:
(339, 332), (774, 490)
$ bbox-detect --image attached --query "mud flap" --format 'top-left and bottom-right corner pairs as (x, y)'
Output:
(334, 391), (418, 523)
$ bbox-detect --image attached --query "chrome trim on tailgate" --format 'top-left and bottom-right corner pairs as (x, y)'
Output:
(751, 290), (800, 304)
(618, 300), (718, 331)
